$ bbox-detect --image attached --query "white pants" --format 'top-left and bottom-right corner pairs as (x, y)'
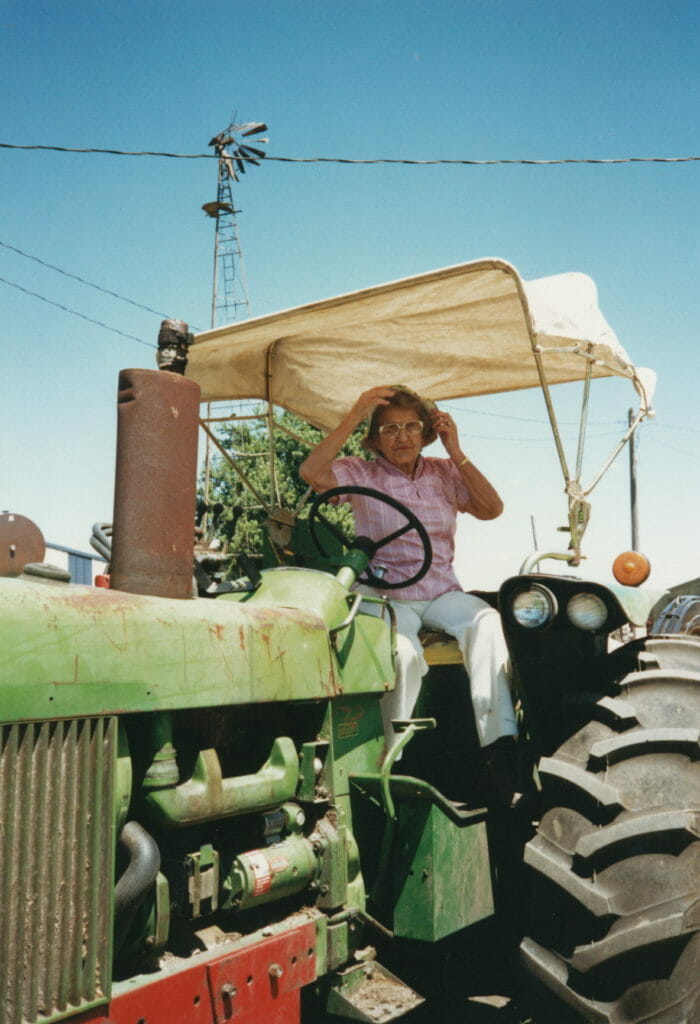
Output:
(363, 590), (517, 751)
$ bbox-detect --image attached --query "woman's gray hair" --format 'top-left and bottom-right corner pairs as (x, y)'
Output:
(361, 385), (437, 454)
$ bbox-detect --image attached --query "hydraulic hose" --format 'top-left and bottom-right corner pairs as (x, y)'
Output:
(114, 820), (161, 955)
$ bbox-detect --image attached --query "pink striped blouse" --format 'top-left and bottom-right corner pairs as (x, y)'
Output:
(332, 454), (471, 600)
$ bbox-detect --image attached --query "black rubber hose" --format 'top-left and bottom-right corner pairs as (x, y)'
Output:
(114, 820), (161, 955)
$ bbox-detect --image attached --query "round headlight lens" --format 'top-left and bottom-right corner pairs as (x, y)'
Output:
(512, 587), (556, 629)
(567, 592), (608, 631)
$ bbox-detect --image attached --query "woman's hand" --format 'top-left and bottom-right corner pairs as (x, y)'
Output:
(430, 407), (504, 520)
(349, 386), (396, 423)
(431, 407), (460, 458)
(300, 386), (395, 492)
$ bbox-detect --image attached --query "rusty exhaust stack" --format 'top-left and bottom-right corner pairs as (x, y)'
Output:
(110, 365), (201, 599)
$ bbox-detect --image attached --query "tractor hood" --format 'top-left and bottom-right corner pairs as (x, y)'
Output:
(0, 573), (393, 722)
(185, 258), (655, 432)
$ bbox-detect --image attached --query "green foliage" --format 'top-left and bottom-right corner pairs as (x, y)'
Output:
(201, 408), (368, 559)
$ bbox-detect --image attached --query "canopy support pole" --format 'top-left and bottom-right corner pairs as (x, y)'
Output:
(265, 343), (281, 509)
(574, 359), (593, 483)
(198, 420), (272, 515)
(531, 344), (572, 485)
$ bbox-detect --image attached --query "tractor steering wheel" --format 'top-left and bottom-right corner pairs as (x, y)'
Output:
(308, 485), (432, 590)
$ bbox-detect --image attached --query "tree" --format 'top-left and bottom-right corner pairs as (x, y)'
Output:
(200, 408), (367, 567)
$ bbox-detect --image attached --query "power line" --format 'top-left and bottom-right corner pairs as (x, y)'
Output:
(652, 421), (700, 434)
(0, 240), (182, 322)
(444, 401), (623, 427)
(463, 429), (624, 443)
(0, 143), (215, 159)
(1, 142), (699, 165)
(0, 275), (155, 349)
(269, 155), (700, 167)
(457, 412), (700, 445)
(646, 435), (700, 461)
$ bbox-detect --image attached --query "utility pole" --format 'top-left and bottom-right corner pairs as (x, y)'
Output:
(628, 407), (639, 550)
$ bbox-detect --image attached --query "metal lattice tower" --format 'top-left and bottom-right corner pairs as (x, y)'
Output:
(203, 120), (267, 328)
(201, 120), (274, 544)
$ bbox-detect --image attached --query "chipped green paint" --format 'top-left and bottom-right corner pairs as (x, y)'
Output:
(0, 568), (394, 723)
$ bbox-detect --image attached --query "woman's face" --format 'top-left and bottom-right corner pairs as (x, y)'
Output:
(375, 404), (424, 474)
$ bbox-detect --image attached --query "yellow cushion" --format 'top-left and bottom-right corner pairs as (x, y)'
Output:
(419, 629), (462, 666)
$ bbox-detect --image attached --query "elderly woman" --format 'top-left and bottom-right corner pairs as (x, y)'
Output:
(300, 385), (517, 800)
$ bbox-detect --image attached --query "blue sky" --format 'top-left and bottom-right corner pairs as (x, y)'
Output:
(2, 0), (699, 591)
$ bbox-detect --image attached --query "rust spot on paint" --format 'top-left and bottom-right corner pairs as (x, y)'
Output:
(40, 586), (150, 615)
(52, 654), (81, 685)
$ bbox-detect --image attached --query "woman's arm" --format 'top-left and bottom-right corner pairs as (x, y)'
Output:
(299, 386), (395, 492)
(431, 407), (504, 520)
(453, 458), (504, 520)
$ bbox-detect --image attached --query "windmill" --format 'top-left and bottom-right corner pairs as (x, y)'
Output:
(202, 120), (268, 328)
(200, 120), (279, 552)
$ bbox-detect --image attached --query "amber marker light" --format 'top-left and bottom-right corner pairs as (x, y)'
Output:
(613, 551), (651, 587)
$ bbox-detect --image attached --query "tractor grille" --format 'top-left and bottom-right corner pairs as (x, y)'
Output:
(0, 717), (116, 1024)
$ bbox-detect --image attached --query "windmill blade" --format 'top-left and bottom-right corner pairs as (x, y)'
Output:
(240, 144), (266, 159)
(240, 122), (268, 136)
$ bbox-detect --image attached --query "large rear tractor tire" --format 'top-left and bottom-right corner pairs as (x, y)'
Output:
(521, 636), (700, 1023)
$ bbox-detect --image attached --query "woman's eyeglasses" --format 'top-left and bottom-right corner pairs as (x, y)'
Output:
(378, 420), (424, 438)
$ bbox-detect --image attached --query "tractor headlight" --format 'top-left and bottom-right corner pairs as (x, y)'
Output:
(511, 586), (557, 630)
(567, 592), (608, 631)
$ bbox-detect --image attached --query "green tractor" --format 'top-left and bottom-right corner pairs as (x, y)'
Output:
(2, 259), (699, 1024)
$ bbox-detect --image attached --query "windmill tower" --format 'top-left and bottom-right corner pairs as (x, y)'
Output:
(203, 120), (267, 327)
(200, 120), (278, 550)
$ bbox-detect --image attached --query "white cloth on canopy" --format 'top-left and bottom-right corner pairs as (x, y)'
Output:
(185, 258), (655, 430)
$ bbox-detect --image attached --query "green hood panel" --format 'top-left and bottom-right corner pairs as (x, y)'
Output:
(606, 583), (670, 627)
(0, 571), (393, 723)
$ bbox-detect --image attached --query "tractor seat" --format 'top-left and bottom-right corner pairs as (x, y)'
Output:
(419, 629), (462, 666)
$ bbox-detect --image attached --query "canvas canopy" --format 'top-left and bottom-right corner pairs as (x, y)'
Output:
(186, 258), (655, 432)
